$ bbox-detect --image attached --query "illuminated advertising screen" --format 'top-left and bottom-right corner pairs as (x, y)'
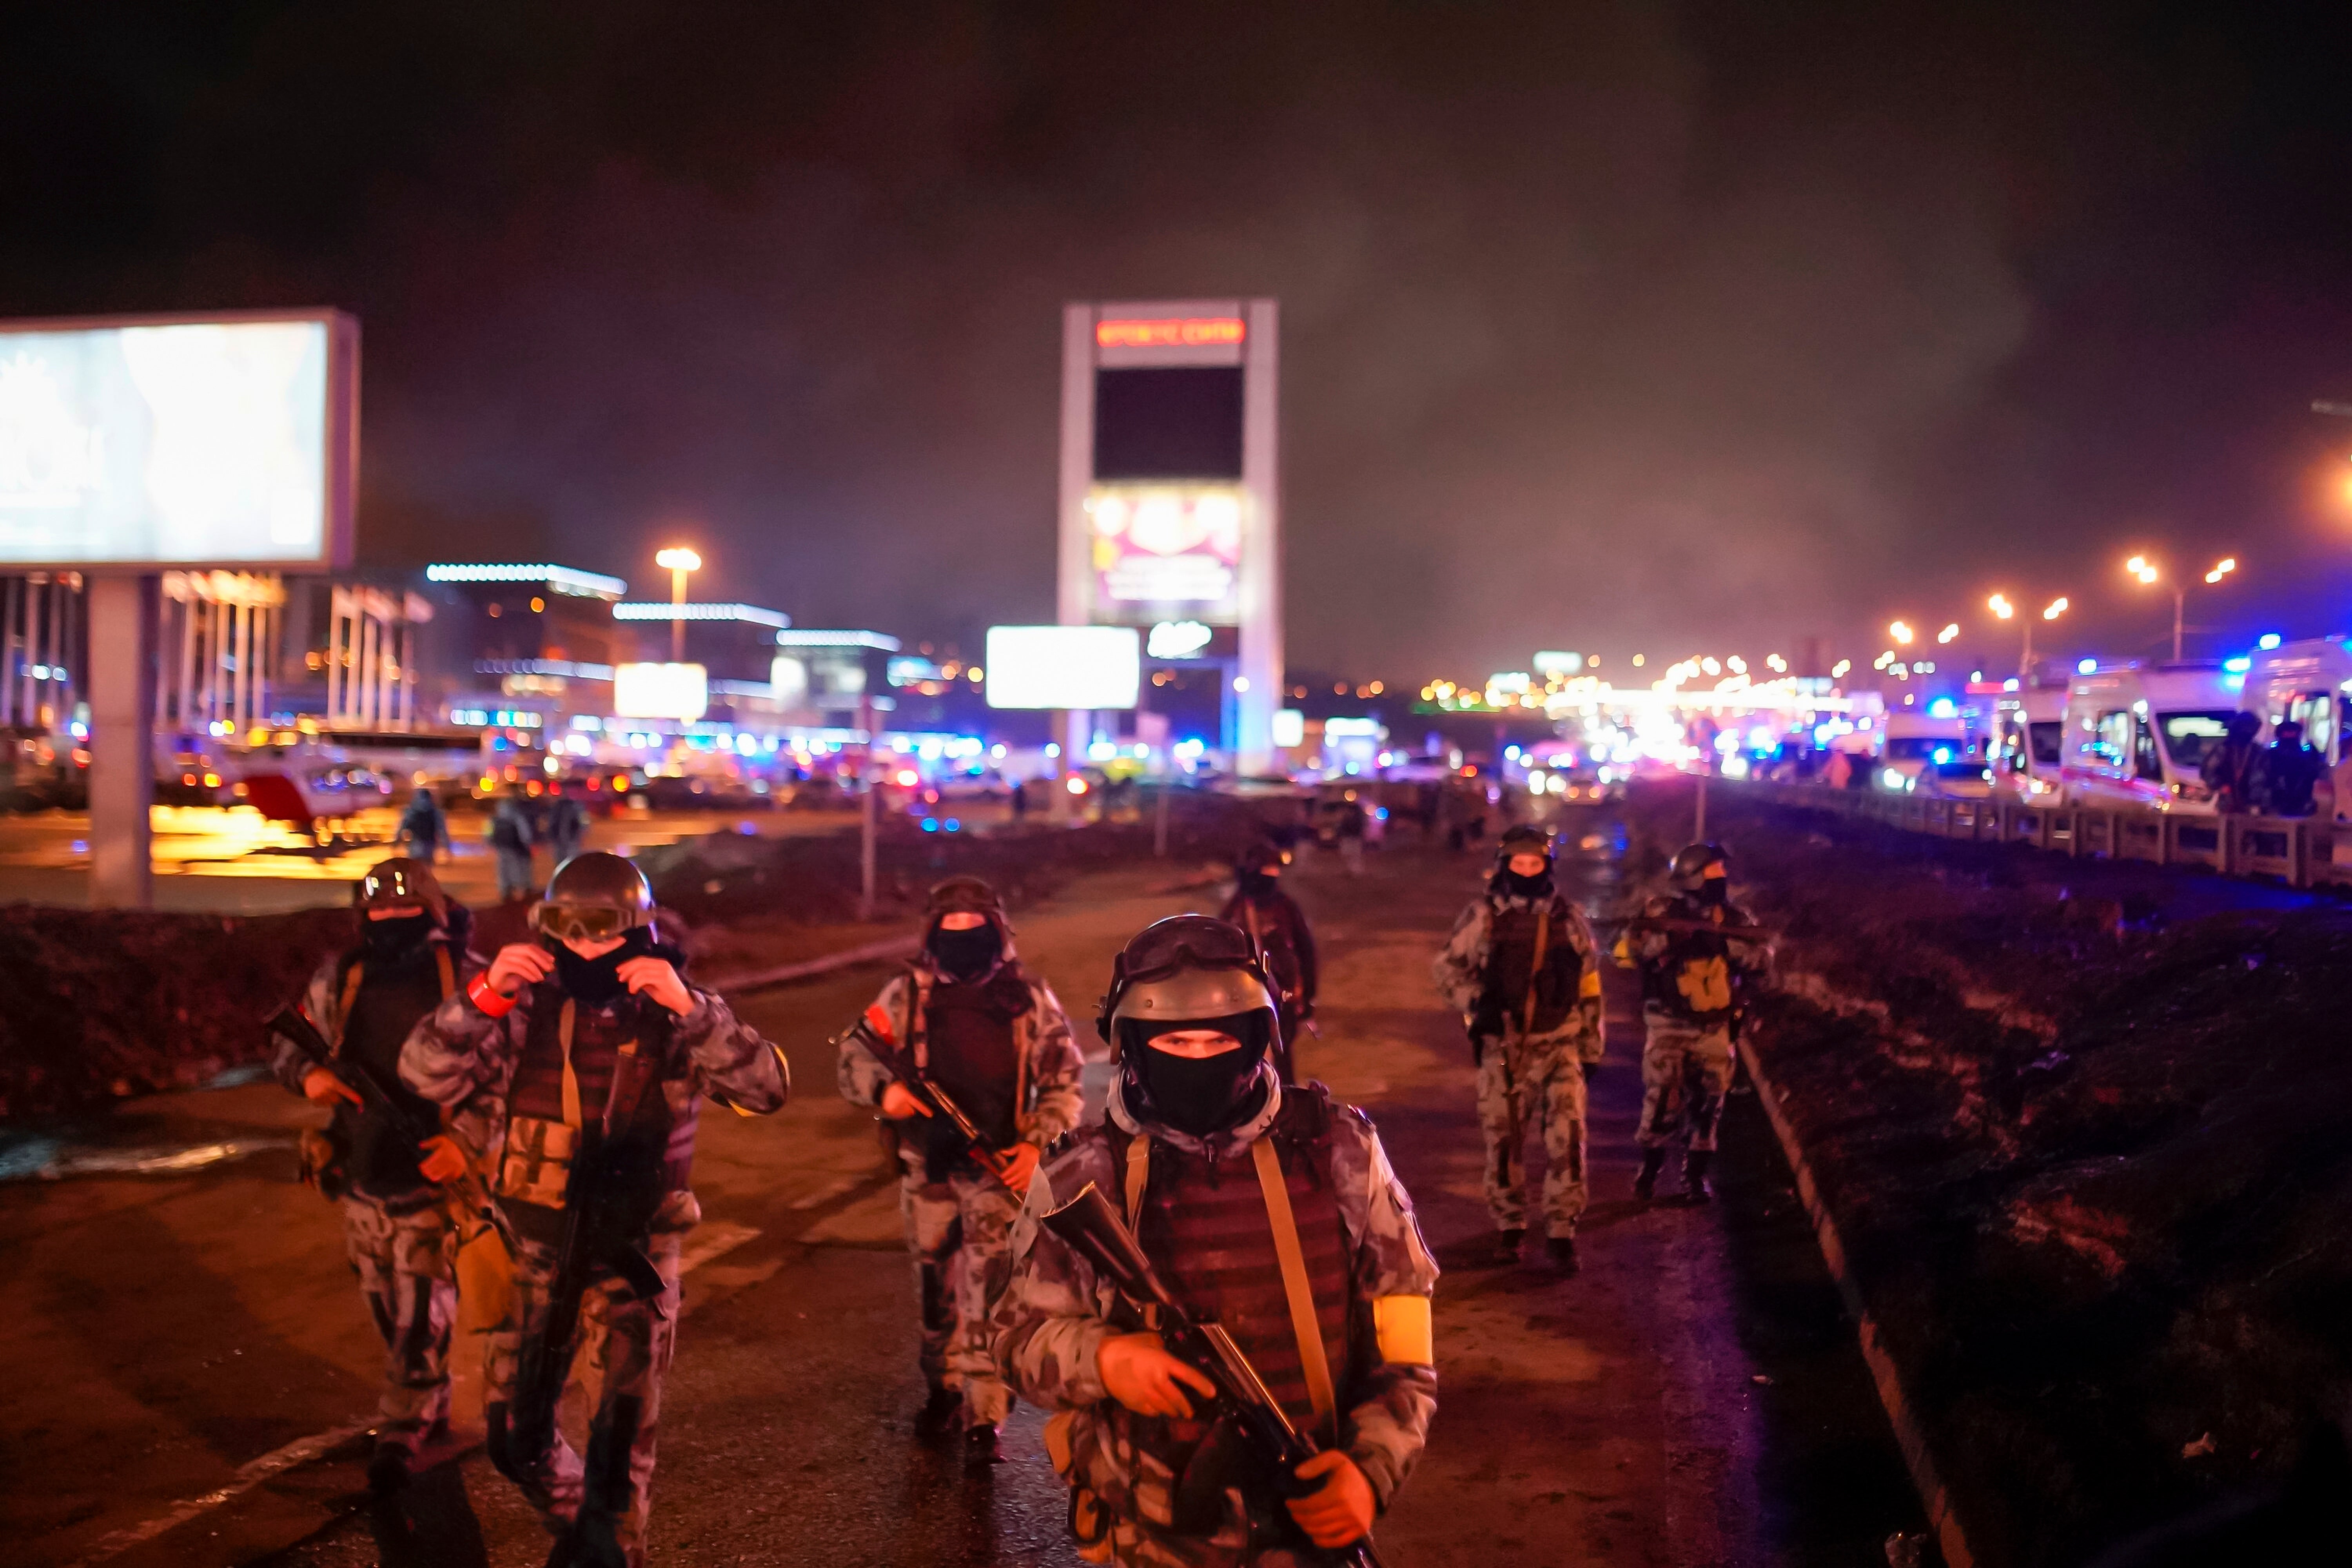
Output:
(0, 311), (357, 568)
(614, 662), (709, 720)
(1084, 484), (1246, 626)
(985, 626), (1140, 710)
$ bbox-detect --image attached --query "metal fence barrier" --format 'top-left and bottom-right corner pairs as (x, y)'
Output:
(1728, 780), (2346, 891)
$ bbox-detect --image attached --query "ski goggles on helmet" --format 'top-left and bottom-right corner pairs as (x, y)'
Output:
(924, 875), (1004, 921)
(355, 860), (439, 909)
(533, 902), (641, 943)
(1097, 916), (1276, 1039)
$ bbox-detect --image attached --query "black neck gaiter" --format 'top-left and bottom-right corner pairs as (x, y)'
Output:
(362, 913), (435, 963)
(1495, 869), (1553, 902)
(554, 927), (662, 1006)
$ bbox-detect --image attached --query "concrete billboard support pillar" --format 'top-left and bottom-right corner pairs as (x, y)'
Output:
(86, 575), (157, 909)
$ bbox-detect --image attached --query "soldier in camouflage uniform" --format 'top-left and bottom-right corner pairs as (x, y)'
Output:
(837, 874), (1083, 1465)
(1432, 822), (1602, 1270)
(996, 916), (1438, 1567)
(401, 853), (788, 1568)
(1613, 842), (1770, 1203)
(271, 857), (483, 1489)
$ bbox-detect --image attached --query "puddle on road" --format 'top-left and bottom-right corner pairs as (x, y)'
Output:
(0, 1133), (294, 1183)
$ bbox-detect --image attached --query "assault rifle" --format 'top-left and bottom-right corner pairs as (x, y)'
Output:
(505, 1038), (671, 1469)
(834, 1003), (1027, 1193)
(266, 1003), (514, 1256)
(1609, 916), (1778, 945)
(1042, 1180), (1387, 1568)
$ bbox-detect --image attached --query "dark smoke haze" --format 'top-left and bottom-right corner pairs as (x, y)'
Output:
(9, 4), (2352, 680)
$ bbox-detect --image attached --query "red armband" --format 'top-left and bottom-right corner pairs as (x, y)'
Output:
(467, 972), (517, 1018)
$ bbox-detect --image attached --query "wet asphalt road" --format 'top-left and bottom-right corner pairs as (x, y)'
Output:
(5, 810), (1924, 1566)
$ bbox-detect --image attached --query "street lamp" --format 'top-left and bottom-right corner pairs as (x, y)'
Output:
(655, 546), (701, 661)
(1889, 620), (1915, 645)
(2125, 555), (2235, 662)
(1989, 592), (2069, 675)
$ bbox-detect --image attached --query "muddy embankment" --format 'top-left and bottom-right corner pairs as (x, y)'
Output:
(1, 794), (1266, 1123)
(1619, 782), (2352, 1565)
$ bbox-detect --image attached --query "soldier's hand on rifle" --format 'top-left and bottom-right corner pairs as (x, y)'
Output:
(301, 1067), (363, 1108)
(879, 1082), (934, 1120)
(487, 942), (554, 997)
(416, 1134), (468, 1184)
(1287, 1449), (1376, 1548)
(996, 1140), (1041, 1194)
(1098, 1332), (1216, 1418)
(618, 956), (693, 1015)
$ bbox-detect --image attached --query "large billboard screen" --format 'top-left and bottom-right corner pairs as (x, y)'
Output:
(985, 625), (1140, 710)
(614, 662), (709, 720)
(0, 311), (357, 569)
(1083, 483), (1246, 626)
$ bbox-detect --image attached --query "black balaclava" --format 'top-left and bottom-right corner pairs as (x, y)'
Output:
(1696, 876), (1730, 907)
(362, 911), (436, 962)
(1494, 863), (1553, 901)
(1127, 1012), (1270, 1137)
(554, 926), (662, 1006)
(1236, 866), (1277, 897)
(928, 921), (1004, 983)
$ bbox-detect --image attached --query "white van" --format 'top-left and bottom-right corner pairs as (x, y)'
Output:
(2240, 638), (2352, 764)
(1875, 713), (1971, 794)
(2061, 662), (2240, 813)
(1989, 685), (2068, 800)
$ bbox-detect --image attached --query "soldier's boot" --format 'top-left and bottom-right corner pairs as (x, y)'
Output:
(964, 1422), (1003, 1469)
(1544, 1235), (1579, 1274)
(1494, 1227), (1525, 1265)
(1683, 1150), (1715, 1205)
(1633, 1149), (1666, 1202)
(915, 1385), (960, 1441)
(365, 1440), (412, 1493)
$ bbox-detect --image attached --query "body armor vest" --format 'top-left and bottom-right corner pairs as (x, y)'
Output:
(920, 975), (1023, 1174)
(334, 944), (454, 1197)
(1128, 1100), (1352, 1434)
(1486, 901), (1576, 1034)
(1644, 895), (1738, 1022)
(501, 985), (695, 1244)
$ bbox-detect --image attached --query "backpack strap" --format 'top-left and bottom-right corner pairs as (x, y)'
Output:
(1252, 1135), (1340, 1444)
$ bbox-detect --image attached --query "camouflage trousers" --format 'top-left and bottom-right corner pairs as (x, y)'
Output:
(1636, 1016), (1736, 1154)
(1473, 1036), (1588, 1237)
(485, 1231), (682, 1568)
(902, 1167), (1020, 1425)
(340, 1193), (457, 1457)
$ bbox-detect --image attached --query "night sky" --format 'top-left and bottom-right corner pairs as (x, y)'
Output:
(11, 3), (2352, 682)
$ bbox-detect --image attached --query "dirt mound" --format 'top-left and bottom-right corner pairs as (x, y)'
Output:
(1621, 781), (2352, 1566)
(0, 906), (352, 1122)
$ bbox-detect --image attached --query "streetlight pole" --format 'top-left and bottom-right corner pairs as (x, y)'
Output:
(655, 546), (701, 662)
(2127, 555), (2232, 663)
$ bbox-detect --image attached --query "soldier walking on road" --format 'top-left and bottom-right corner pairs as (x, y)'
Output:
(402, 852), (789, 1567)
(1615, 842), (1770, 1204)
(490, 785), (537, 902)
(996, 915), (1439, 1567)
(546, 781), (589, 867)
(1433, 824), (1603, 1270)
(837, 875), (1084, 1466)
(270, 857), (484, 1490)
(1219, 842), (1319, 1083)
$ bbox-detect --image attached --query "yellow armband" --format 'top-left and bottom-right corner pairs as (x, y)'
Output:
(1579, 969), (1602, 999)
(1373, 1294), (1434, 1365)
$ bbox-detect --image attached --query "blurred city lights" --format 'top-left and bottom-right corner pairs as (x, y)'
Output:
(1889, 620), (1914, 644)
(1936, 623), (1959, 643)
(2043, 597), (2069, 620)
(2205, 557), (2238, 584)
(1988, 593), (2014, 619)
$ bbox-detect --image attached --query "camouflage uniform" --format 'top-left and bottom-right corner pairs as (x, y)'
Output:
(1614, 891), (1769, 1156)
(994, 1072), (1439, 1567)
(1432, 884), (1602, 1238)
(839, 946), (1083, 1426)
(271, 926), (485, 1465)
(402, 972), (787, 1566)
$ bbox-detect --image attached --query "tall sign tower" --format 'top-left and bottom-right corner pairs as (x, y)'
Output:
(1058, 298), (1281, 772)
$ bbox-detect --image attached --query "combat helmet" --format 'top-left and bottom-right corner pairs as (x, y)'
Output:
(1669, 842), (1730, 893)
(1096, 915), (1279, 1048)
(354, 856), (448, 921)
(534, 851), (657, 943)
(1496, 822), (1555, 866)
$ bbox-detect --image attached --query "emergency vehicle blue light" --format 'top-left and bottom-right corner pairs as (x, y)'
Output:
(920, 817), (938, 833)
(2223, 656), (2252, 673)
(1926, 698), (1957, 718)
(2078, 658), (2097, 674)
(1933, 746), (1954, 764)
(2259, 633), (2282, 650)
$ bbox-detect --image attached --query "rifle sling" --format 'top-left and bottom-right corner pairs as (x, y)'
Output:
(1520, 908), (1550, 1036)
(1251, 1136), (1340, 1446)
